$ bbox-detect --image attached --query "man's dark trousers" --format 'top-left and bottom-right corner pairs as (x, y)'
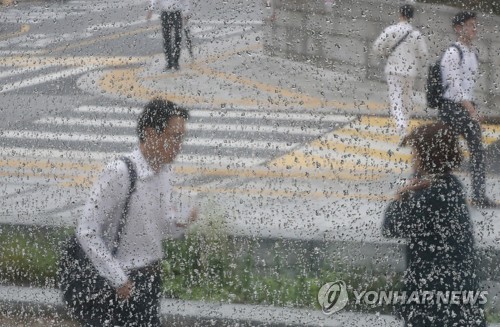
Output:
(160, 11), (182, 70)
(439, 100), (486, 201)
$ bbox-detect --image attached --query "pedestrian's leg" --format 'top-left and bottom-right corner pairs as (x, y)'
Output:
(172, 11), (183, 69)
(461, 118), (486, 201)
(161, 12), (174, 69)
(438, 102), (488, 203)
(402, 76), (414, 128)
(387, 74), (408, 137)
(185, 27), (193, 59)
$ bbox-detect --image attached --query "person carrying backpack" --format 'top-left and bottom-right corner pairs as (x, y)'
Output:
(372, 4), (428, 138)
(436, 11), (498, 208)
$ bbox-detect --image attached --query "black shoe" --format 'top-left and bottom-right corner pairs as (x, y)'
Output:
(471, 196), (499, 209)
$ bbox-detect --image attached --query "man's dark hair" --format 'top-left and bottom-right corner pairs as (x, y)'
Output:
(137, 98), (189, 142)
(452, 11), (476, 27)
(401, 123), (462, 174)
(400, 4), (414, 20)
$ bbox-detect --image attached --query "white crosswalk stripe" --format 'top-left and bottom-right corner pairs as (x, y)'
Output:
(0, 32), (93, 49)
(0, 105), (355, 169)
(0, 64), (60, 80)
(1, 130), (297, 151)
(0, 66), (99, 94)
(0, 0), (122, 24)
(34, 116), (337, 135)
(73, 106), (353, 122)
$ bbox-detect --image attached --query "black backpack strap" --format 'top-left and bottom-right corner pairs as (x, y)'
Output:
(111, 156), (137, 256)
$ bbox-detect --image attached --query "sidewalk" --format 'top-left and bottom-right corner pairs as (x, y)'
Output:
(2, 284), (500, 326)
(0, 284), (406, 327)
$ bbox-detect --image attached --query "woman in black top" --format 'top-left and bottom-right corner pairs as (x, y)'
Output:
(383, 123), (486, 326)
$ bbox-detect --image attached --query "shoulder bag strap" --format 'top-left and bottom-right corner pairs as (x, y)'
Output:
(388, 30), (411, 57)
(442, 44), (464, 93)
(111, 156), (137, 256)
(450, 43), (464, 63)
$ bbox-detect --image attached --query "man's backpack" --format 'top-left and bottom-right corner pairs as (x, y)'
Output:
(59, 156), (137, 323)
(426, 44), (463, 109)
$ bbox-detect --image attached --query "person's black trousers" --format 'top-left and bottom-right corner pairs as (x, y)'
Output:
(160, 10), (182, 70)
(438, 100), (486, 200)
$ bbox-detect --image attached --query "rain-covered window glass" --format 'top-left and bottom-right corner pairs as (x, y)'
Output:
(0, 0), (498, 325)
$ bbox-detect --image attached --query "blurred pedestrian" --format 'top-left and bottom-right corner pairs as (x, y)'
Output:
(437, 11), (497, 208)
(382, 122), (486, 327)
(264, 0), (277, 22)
(74, 98), (197, 326)
(147, 0), (191, 71)
(373, 4), (428, 138)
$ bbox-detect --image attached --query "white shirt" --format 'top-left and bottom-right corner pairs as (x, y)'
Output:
(76, 148), (191, 288)
(149, 0), (190, 14)
(441, 42), (478, 103)
(373, 21), (428, 77)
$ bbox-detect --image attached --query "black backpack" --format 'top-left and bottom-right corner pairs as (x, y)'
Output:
(426, 44), (463, 109)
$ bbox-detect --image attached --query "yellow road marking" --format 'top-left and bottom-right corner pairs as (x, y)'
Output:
(358, 117), (499, 144)
(359, 116), (431, 128)
(484, 136), (498, 145)
(334, 129), (401, 144)
(58, 175), (95, 188)
(1, 154), (385, 190)
(0, 24), (30, 41)
(483, 124), (500, 131)
(99, 67), (238, 105)
(310, 139), (412, 163)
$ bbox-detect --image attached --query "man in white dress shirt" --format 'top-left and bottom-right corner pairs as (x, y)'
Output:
(373, 4), (428, 138)
(76, 98), (197, 325)
(438, 11), (497, 208)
